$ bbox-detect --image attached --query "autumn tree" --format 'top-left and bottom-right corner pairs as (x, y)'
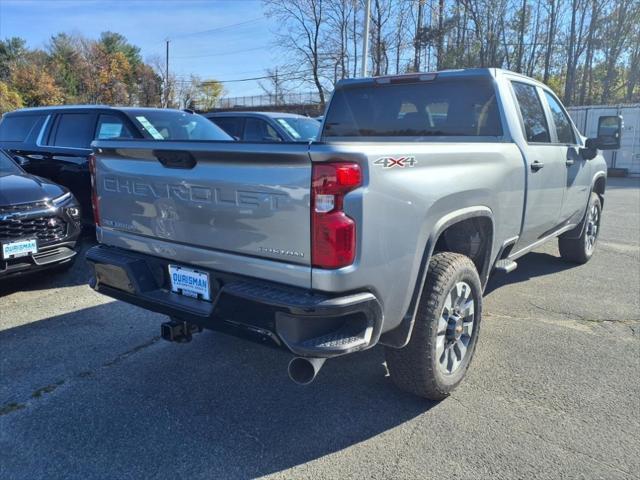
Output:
(10, 63), (63, 107)
(0, 81), (22, 113)
(197, 80), (225, 111)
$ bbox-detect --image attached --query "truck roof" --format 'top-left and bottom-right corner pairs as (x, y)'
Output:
(335, 68), (546, 89)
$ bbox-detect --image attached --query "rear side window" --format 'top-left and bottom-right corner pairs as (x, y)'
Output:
(543, 91), (575, 144)
(323, 77), (502, 139)
(0, 114), (45, 141)
(53, 113), (94, 148)
(211, 117), (243, 139)
(96, 114), (134, 140)
(512, 82), (551, 143)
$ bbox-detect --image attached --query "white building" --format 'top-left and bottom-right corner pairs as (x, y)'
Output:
(568, 104), (640, 176)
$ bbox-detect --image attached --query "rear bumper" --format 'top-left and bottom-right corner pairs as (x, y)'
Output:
(86, 245), (383, 358)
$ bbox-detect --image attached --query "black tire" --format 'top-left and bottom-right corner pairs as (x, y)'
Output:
(558, 193), (602, 264)
(385, 252), (482, 400)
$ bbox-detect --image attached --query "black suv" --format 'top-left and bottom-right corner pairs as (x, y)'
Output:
(0, 150), (81, 278)
(0, 106), (231, 222)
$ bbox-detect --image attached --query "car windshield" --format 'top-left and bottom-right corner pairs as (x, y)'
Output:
(275, 117), (320, 141)
(0, 151), (21, 175)
(125, 110), (233, 141)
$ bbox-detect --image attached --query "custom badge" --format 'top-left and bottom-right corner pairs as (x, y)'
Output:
(374, 156), (417, 168)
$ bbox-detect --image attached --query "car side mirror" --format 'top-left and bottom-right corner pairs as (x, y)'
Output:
(594, 115), (623, 150)
(14, 155), (30, 168)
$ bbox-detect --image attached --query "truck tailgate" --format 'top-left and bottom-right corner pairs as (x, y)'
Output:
(93, 141), (311, 270)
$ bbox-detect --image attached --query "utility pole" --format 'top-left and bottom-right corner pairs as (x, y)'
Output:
(360, 0), (371, 77)
(414, 0), (425, 72)
(164, 39), (170, 108)
(274, 67), (279, 106)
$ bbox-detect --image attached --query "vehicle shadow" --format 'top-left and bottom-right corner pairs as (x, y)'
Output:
(485, 251), (578, 295)
(0, 237), (96, 296)
(0, 302), (436, 479)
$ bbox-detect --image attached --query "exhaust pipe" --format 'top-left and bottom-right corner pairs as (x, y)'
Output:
(288, 357), (326, 385)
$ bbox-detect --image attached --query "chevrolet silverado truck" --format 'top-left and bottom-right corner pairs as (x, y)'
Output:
(86, 69), (620, 400)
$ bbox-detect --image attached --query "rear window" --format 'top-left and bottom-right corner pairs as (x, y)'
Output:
(126, 110), (232, 141)
(0, 114), (46, 142)
(323, 77), (502, 139)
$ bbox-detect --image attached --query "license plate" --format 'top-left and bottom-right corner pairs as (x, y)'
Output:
(168, 265), (211, 301)
(1, 239), (38, 259)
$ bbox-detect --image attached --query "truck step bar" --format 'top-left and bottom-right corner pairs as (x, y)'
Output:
(494, 259), (518, 273)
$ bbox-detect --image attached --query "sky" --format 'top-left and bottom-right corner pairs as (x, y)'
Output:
(0, 0), (279, 96)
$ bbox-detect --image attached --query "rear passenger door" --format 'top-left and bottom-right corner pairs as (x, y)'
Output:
(510, 81), (567, 251)
(44, 112), (96, 216)
(541, 90), (591, 224)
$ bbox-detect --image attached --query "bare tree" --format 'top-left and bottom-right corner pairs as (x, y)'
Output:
(542, 0), (561, 83)
(264, 0), (327, 105)
(563, 0), (589, 104)
(600, 0), (637, 103)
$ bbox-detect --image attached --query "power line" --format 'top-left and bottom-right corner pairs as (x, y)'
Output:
(169, 17), (264, 41)
(173, 45), (268, 59)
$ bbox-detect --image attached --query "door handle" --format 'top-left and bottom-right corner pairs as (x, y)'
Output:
(531, 161), (544, 171)
(566, 159), (575, 166)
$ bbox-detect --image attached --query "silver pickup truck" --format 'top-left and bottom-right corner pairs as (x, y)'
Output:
(87, 68), (620, 400)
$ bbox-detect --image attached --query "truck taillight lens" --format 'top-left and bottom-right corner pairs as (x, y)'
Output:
(311, 162), (361, 268)
(88, 153), (100, 226)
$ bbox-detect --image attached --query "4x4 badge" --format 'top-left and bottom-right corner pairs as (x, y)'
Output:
(374, 156), (417, 168)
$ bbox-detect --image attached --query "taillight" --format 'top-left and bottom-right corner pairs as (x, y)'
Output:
(311, 162), (361, 268)
(88, 153), (100, 226)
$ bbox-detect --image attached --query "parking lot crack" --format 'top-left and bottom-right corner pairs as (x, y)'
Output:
(102, 336), (161, 368)
(527, 301), (638, 324)
(0, 336), (162, 417)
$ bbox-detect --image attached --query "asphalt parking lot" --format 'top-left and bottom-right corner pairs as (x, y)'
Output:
(1, 177), (638, 480)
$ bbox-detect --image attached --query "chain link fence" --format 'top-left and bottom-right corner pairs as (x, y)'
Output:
(214, 91), (323, 109)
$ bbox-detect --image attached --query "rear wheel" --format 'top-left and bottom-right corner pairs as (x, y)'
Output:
(558, 193), (601, 264)
(385, 252), (482, 400)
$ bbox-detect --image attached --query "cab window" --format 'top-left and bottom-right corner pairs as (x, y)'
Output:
(543, 91), (576, 144)
(511, 82), (551, 143)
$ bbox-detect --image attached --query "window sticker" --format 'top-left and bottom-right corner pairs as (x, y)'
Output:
(276, 119), (301, 139)
(135, 116), (165, 140)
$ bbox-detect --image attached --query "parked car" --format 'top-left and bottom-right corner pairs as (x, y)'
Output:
(205, 111), (320, 142)
(85, 68), (617, 400)
(0, 106), (232, 223)
(0, 150), (81, 278)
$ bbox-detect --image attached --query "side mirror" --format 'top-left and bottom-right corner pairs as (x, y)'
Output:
(594, 115), (623, 150)
(14, 155), (30, 168)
